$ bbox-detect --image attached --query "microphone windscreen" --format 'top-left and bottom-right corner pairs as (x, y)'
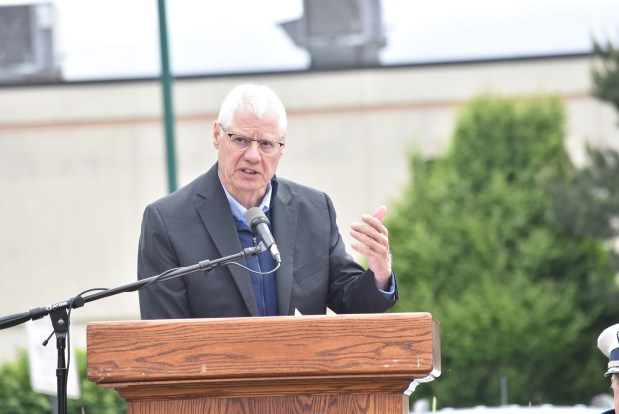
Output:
(246, 207), (269, 233)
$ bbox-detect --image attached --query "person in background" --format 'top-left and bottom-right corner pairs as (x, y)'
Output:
(598, 323), (619, 414)
(138, 83), (398, 319)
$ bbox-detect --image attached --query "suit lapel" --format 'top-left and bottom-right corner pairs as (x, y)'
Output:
(272, 182), (297, 315)
(195, 165), (260, 316)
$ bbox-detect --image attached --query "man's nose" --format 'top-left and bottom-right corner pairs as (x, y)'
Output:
(243, 140), (262, 160)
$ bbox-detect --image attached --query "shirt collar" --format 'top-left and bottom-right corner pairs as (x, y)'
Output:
(218, 173), (274, 223)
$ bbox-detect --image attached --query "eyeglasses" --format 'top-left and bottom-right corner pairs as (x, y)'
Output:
(218, 123), (284, 156)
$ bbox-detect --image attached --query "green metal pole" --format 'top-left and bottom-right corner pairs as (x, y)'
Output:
(157, 0), (178, 193)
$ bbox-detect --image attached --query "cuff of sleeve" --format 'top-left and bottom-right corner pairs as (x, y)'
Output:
(379, 272), (396, 299)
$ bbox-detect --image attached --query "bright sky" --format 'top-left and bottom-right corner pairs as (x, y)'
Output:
(3, 0), (619, 80)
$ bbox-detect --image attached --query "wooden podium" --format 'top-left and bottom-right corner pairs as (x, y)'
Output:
(87, 312), (440, 414)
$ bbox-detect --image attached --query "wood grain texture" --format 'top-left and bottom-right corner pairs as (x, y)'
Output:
(128, 394), (408, 414)
(87, 313), (440, 413)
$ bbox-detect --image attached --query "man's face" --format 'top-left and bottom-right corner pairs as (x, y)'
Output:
(213, 109), (284, 208)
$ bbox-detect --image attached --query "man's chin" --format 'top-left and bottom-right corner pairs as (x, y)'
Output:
(237, 181), (266, 193)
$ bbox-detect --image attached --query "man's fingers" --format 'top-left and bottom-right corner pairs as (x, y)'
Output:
(350, 206), (393, 283)
(350, 228), (388, 252)
(361, 214), (389, 237)
(373, 205), (388, 223)
(351, 220), (388, 243)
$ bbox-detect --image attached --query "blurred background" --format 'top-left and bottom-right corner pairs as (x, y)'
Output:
(1, 0), (619, 412)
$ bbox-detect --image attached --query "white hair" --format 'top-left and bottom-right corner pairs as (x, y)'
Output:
(217, 84), (287, 138)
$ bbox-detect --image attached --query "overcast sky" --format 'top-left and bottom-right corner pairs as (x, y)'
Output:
(3, 0), (619, 80)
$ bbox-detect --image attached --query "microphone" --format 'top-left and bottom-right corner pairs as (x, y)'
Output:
(246, 207), (281, 264)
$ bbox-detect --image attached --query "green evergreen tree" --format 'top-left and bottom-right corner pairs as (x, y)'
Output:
(387, 96), (617, 408)
(592, 35), (619, 117)
(548, 146), (619, 273)
(586, 34), (619, 275)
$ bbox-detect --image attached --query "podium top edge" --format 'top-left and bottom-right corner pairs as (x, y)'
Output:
(86, 312), (435, 327)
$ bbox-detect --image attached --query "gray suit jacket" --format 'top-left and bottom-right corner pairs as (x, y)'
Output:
(138, 163), (398, 319)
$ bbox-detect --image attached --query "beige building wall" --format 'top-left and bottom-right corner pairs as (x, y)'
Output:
(0, 55), (617, 361)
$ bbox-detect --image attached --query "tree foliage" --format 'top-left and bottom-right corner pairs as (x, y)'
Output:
(0, 348), (126, 414)
(592, 35), (619, 116)
(387, 96), (618, 408)
(587, 33), (619, 273)
(549, 146), (619, 273)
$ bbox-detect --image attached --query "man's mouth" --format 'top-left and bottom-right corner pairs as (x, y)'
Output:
(241, 168), (259, 175)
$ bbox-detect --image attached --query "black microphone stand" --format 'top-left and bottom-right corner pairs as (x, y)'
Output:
(0, 244), (265, 414)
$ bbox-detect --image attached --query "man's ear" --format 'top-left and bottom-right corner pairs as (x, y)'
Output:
(213, 122), (220, 149)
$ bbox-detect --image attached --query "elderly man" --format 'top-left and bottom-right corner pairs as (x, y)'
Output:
(598, 324), (619, 414)
(138, 83), (398, 319)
